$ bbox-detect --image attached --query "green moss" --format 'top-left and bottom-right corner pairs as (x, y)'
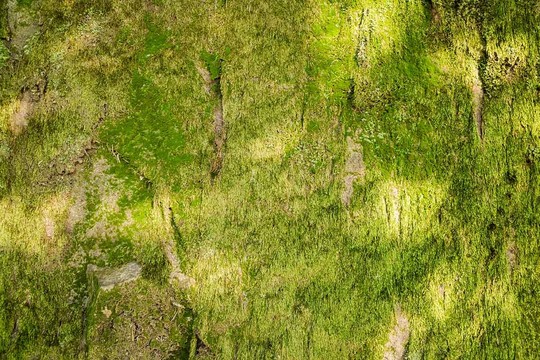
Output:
(0, 43), (8, 67)
(142, 14), (169, 61)
(3, 0), (540, 358)
(16, 0), (33, 7)
(138, 242), (168, 284)
(200, 50), (222, 80)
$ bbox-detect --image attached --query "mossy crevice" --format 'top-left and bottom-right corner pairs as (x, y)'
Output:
(198, 51), (226, 181)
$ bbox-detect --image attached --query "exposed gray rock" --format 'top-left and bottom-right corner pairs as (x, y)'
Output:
(88, 262), (142, 291)
(383, 305), (410, 360)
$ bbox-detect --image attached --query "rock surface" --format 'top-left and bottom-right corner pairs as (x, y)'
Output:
(88, 262), (142, 291)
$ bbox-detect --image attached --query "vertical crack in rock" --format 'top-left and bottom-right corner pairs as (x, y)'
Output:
(472, 66), (485, 140)
(160, 202), (194, 289)
(342, 135), (365, 207)
(197, 55), (226, 180)
(383, 305), (410, 360)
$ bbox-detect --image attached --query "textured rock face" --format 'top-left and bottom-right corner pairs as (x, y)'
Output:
(88, 262), (142, 291)
(383, 306), (410, 360)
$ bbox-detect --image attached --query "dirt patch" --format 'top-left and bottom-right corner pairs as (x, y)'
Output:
(341, 136), (365, 207)
(431, 7), (441, 23)
(121, 209), (135, 228)
(383, 305), (410, 360)
(66, 193), (86, 234)
(354, 9), (370, 67)
(87, 262), (142, 291)
(92, 157), (110, 178)
(102, 190), (120, 213)
(342, 175), (356, 207)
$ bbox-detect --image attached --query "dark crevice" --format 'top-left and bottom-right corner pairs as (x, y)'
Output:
(346, 78), (361, 114)
(195, 329), (213, 357)
(168, 206), (186, 266)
